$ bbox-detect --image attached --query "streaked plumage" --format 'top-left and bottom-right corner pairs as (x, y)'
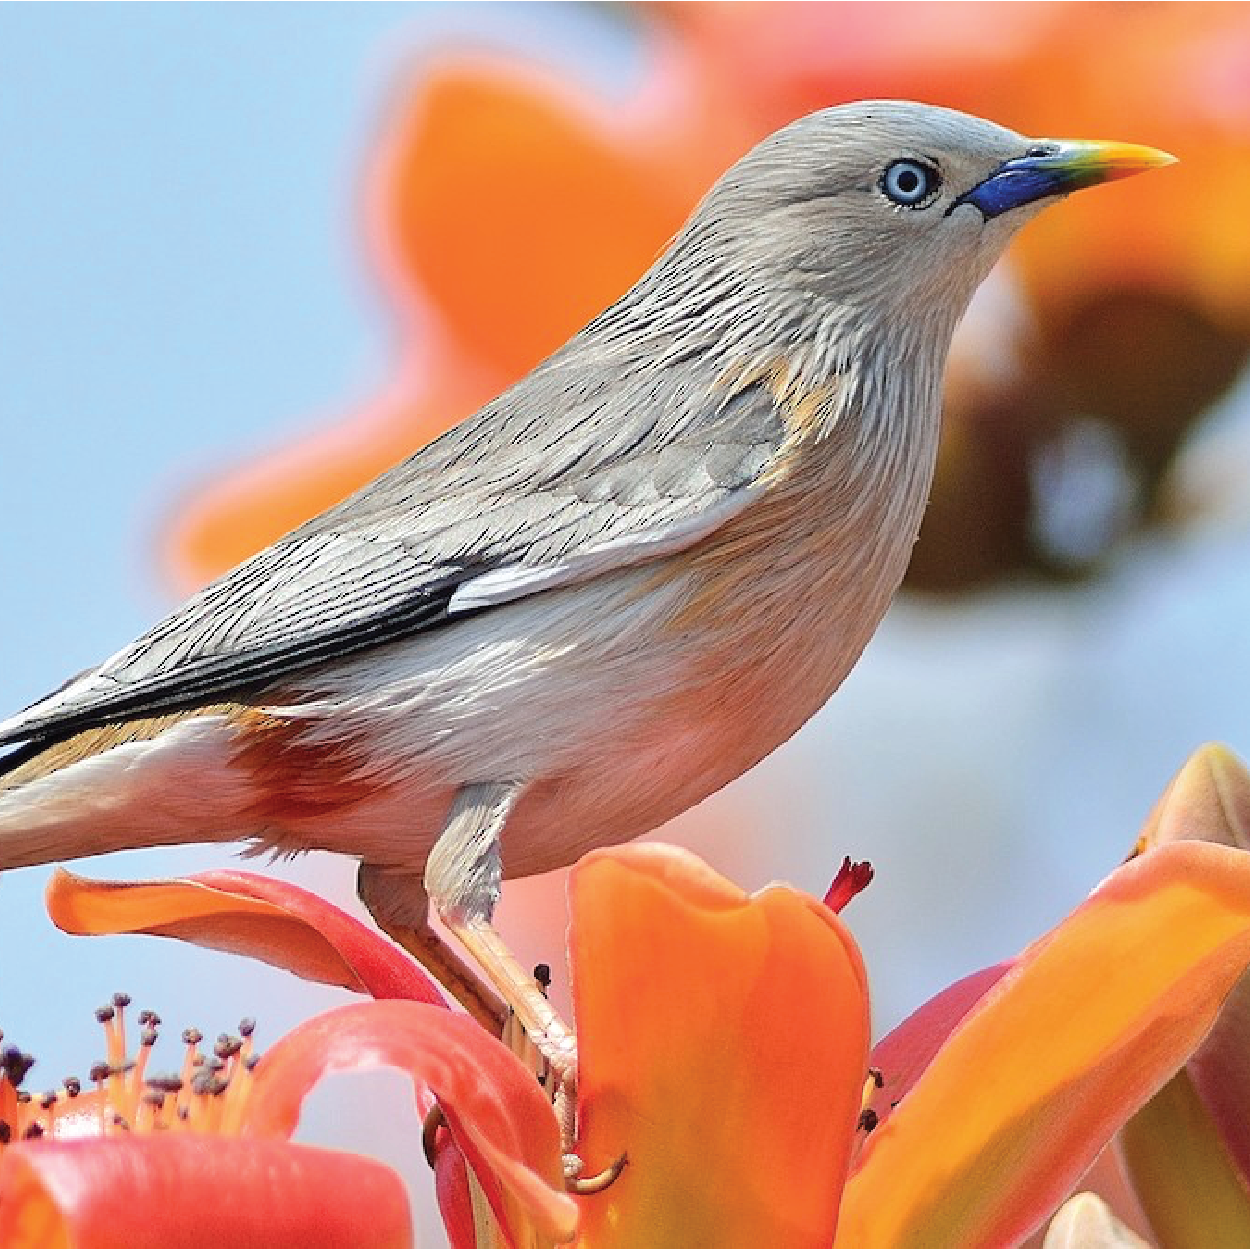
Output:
(0, 102), (1172, 1038)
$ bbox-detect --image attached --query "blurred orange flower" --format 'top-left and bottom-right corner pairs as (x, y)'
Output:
(164, 2), (1250, 596)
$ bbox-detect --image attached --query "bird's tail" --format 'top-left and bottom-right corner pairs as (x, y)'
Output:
(0, 712), (249, 869)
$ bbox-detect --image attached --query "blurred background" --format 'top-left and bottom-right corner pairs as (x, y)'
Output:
(4, 1), (1250, 1232)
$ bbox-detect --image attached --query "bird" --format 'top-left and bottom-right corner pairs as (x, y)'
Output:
(0, 101), (1171, 1072)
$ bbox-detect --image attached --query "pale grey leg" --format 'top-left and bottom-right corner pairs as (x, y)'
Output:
(358, 783), (578, 1080)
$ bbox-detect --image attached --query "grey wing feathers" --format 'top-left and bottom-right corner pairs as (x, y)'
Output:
(0, 348), (786, 746)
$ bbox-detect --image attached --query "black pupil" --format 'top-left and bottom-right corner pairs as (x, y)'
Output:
(897, 168), (920, 194)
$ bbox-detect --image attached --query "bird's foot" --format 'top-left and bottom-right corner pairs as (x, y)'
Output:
(448, 914), (579, 1084)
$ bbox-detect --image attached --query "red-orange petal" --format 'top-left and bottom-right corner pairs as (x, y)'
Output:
(570, 842), (869, 1249)
(242, 1000), (575, 1248)
(838, 841), (1250, 1248)
(431, 1127), (476, 1250)
(46, 868), (445, 1006)
(0, 1136), (412, 1249)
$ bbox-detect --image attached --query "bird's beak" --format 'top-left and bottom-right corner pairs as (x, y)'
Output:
(950, 139), (1177, 220)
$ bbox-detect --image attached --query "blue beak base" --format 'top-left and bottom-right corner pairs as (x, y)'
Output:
(949, 139), (1177, 220)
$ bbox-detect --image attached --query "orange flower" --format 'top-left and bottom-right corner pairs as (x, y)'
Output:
(44, 785), (1250, 1248)
(4, 873), (575, 1249)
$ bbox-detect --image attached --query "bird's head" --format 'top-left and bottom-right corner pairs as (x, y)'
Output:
(689, 99), (1174, 342)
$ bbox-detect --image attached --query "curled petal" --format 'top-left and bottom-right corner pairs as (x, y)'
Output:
(243, 1000), (575, 1248)
(838, 842), (1250, 1248)
(46, 868), (445, 1006)
(0, 1136), (411, 1249)
(431, 1127), (477, 1250)
(570, 842), (870, 1249)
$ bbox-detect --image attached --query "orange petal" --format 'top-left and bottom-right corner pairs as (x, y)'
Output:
(1120, 1068), (1250, 1247)
(243, 1000), (575, 1248)
(570, 842), (869, 1249)
(837, 841), (1250, 1248)
(1134, 746), (1250, 1197)
(46, 868), (446, 1006)
(0, 1136), (412, 1248)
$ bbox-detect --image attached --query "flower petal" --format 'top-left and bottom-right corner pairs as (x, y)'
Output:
(242, 1000), (575, 1248)
(1136, 746), (1250, 1187)
(837, 841), (1250, 1248)
(569, 843), (870, 1249)
(0, 1136), (412, 1248)
(431, 1127), (477, 1250)
(1120, 1068), (1250, 1247)
(46, 868), (445, 1006)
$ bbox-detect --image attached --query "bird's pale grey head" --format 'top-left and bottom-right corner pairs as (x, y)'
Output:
(677, 100), (1173, 337)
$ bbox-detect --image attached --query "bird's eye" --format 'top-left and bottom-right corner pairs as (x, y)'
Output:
(880, 159), (940, 208)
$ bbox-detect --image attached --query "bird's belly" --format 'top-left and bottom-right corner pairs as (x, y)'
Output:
(258, 536), (888, 876)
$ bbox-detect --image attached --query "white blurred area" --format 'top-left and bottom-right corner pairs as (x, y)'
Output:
(3, 2), (1249, 1237)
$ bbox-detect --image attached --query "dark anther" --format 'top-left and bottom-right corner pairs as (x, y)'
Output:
(94, 1006), (115, 1024)
(142, 1089), (167, 1107)
(181, 1028), (203, 1046)
(137, 1010), (161, 1027)
(112, 1113), (131, 1131)
(109, 1061), (135, 1078)
(867, 1067), (884, 1089)
(39, 1092), (57, 1109)
(243, 1054), (261, 1072)
(422, 1102), (448, 1169)
(140, 1030), (158, 1048)
(191, 1073), (228, 1097)
(533, 964), (552, 991)
(2, 1048), (36, 1088)
(22, 1123), (44, 1140)
(89, 1062), (111, 1084)
(15, 1092), (30, 1106)
(215, 1036), (242, 1060)
(145, 1074), (185, 1094)
(238, 1018), (256, 1038)
(565, 1153), (628, 1195)
(63, 1077), (81, 1098)
(0, 1122), (10, 1144)
(858, 1108), (879, 1133)
(112, 992), (131, 1009)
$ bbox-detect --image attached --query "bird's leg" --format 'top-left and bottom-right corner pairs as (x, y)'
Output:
(357, 862), (508, 1033)
(425, 783), (579, 1084)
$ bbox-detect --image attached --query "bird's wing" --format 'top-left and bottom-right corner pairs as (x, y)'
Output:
(1, 356), (790, 744)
